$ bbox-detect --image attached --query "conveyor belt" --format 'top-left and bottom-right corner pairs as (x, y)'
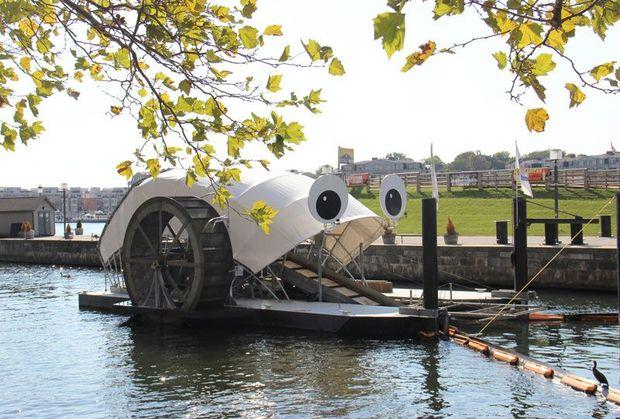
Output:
(271, 253), (398, 306)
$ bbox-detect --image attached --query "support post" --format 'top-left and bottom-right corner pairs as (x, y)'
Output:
(422, 198), (438, 310)
(513, 197), (528, 291)
(616, 193), (619, 326)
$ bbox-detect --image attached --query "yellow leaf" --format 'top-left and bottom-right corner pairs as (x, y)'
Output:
(328, 58), (345, 76)
(110, 105), (122, 115)
(565, 83), (586, 108)
(515, 22), (543, 48)
(263, 25), (283, 36)
(524, 108), (549, 132)
(492, 51), (507, 69)
(266, 74), (282, 92)
(239, 26), (259, 49)
(589, 62), (616, 82)
(116, 161), (133, 179)
(146, 158), (160, 178)
(74, 71), (83, 82)
(20, 56), (31, 72)
(138, 88), (147, 97)
(401, 41), (436, 72)
(531, 54), (556, 76)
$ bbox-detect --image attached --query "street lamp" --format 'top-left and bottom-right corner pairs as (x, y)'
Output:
(549, 149), (563, 220)
(37, 185), (42, 196)
(60, 183), (68, 236)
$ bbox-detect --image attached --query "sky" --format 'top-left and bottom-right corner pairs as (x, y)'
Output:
(0, 0), (618, 188)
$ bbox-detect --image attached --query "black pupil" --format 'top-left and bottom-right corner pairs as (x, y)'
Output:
(316, 190), (341, 221)
(385, 188), (402, 216)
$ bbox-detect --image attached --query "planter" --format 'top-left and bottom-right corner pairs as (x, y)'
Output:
(382, 234), (396, 245)
(75, 228), (84, 235)
(24, 230), (35, 239)
(443, 233), (459, 245)
(64, 233), (74, 240)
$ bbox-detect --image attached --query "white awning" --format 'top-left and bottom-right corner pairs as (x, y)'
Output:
(98, 169), (383, 273)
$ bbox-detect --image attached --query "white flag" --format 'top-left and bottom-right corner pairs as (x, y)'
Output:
(515, 142), (533, 198)
(430, 143), (439, 205)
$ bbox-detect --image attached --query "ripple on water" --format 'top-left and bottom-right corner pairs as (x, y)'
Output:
(0, 262), (618, 417)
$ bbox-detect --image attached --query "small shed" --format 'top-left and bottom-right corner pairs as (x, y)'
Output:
(0, 197), (56, 238)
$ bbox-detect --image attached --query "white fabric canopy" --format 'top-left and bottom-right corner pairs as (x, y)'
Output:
(98, 169), (383, 273)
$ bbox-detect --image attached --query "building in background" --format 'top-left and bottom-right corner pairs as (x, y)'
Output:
(0, 197), (56, 237)
(316, 164), (335, 175)
(340, 157), (424, 177)
(0, 186), (128, 221)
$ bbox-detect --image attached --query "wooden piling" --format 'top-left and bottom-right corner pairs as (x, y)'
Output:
(513, 197), (528, 291)
(422, 198), (438, 310)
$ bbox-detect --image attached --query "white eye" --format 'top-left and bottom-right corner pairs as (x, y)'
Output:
(308, 175), (348, 223)
(380, 174), (406, 221)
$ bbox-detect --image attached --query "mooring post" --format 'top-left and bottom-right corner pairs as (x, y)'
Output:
(513, 197), (528, 291)
(422, 198), (438, 310)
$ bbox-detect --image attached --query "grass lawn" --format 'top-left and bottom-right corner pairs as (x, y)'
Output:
(351, 186), (617, 236)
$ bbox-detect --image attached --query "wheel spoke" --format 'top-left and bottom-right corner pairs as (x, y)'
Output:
(128, 257), (155, 264)
(166, 259), (197, 268)
(164, 221), (189, 256)
(137, 224), (157, 255)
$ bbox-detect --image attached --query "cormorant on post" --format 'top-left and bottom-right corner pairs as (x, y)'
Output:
(592, 361), (609, 387)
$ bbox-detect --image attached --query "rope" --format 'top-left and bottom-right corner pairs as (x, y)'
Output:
(477, 196), (615, 335)
(526, 199), (579, 218)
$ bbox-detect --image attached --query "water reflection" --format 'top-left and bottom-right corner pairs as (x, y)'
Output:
(0, 262), (618, 417)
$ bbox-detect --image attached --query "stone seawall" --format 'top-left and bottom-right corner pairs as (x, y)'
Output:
(0, 237), (616, 292)
(356, 244), (616, 292)
(0, 238), (100, 267)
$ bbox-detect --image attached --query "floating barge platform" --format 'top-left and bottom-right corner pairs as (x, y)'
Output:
(79, 290), (447, 337)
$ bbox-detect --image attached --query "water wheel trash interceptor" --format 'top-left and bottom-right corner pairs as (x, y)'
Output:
(88, 169), (446, 336)
(122, 196), (233, 310)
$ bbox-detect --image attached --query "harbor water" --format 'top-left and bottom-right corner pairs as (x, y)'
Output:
(0, 263), (618, 417)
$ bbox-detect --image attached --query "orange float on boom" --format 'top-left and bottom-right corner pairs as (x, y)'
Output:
(606, 389), (620, 405)
(529, 312), (565, 321)
(560, 375), (597, 394)
(492, 349), (519, 365)
(523, 361), (554, 378)
(467, 340), (490, 356)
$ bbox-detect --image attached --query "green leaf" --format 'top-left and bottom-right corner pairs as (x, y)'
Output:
(524, 108), (549, 132)
(115, 48), (131, 69)
(245, 200), (278, 234)
(433, 0), (464, 19)
(492, 51), (507, 69)
(565, 83), (586, 108)
(239, 26), (259, 49)
(590, 62), (616, 82)
(266, 74), (282, 92)
(328, 58), (345, 76)
(531, 54), (556, 76)
(179, 79), (192, 94)
(279, 45), (290, 62)
(240, 0), (257, 18)
(373, 12), (405, 58)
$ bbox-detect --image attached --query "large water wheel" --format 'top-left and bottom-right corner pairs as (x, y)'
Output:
(122, 196), (233, 310)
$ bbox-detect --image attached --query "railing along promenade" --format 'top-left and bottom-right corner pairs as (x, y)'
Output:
(365, 168), (620, 191)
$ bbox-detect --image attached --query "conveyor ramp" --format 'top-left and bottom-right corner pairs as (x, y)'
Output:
(272, 254), (398, 307)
